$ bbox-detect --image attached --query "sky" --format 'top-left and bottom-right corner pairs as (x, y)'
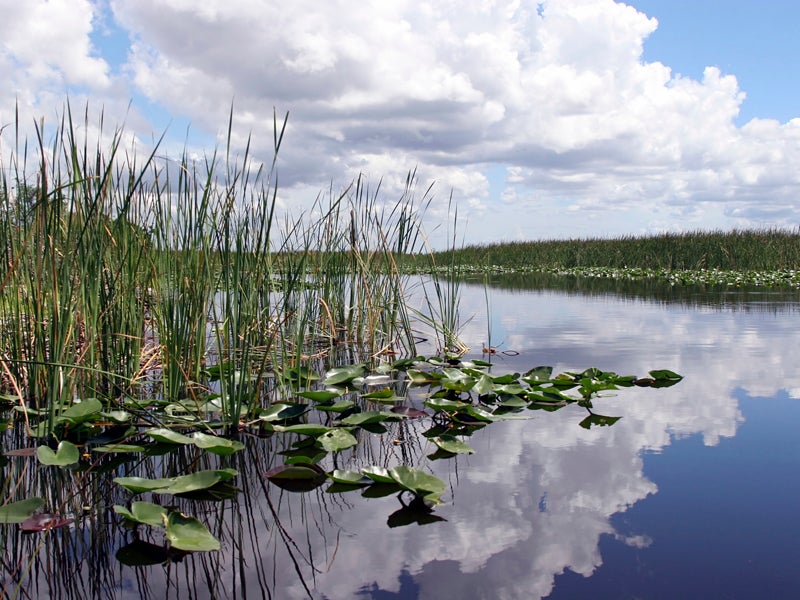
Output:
(2, 0), (800, 246)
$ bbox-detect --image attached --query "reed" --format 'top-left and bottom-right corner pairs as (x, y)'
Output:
(423, 228), (800, 272)
(0, 103), (437, 433)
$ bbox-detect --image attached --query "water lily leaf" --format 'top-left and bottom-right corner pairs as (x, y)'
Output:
(433, 435), (474, 455)
(297, 390), (341, 402)
(114, 501), (168, 527)
(316, 400), (356, 413)
(58, 398), (103, 424)
(329, 469), (371, 486)
(441, 377), (476, 393)
(340, 411), (395, 426)
(259, 403), (309, 422)
(579, 413), (622, 429)
(144, 428), (194, 445)
(473, 374), (494, 396)
(20, 513), (73, 531)
(0, 498), (45, 523)
(361, 466), (395, 483)
(390, 406), (427, 418)
(265, 463), (326, 492)
(323, 364), (367, 386)
(318, 429), (358, 452)
(388, 466), (446, 503)
(649, 369), (683, 380)
(361, 482), (403, 498)
(423, 397), (469, 412)
(92, 444), (146, 454)
(114, 469), (237, 495)
(277, 365), (320, 385)
(498, 394), (528, 408)
(165, 512), (220, 551)
(37, 441), (80, 466)
(494, 383), (526, 395)
(406, 369), (440, 384)
(101, 410), (132, 423)
(191, 433), (245, 456)
(273, 424), (332, 436)
(361, 387), (402, 402)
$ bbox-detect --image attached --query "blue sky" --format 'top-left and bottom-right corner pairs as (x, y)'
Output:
(2, 0), (800, 246)
(629, 0), (800, 125)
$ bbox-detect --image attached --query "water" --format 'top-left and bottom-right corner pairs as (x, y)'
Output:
(6, 276), (800, 599)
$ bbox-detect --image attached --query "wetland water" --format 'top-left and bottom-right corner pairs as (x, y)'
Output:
(6, 276), (800, 599)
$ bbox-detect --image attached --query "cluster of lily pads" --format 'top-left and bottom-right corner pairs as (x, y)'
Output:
(0, 356), (682, 551)
(407, 264), (800, 288)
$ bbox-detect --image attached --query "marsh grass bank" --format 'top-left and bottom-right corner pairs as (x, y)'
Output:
(406, 229), (800, 287)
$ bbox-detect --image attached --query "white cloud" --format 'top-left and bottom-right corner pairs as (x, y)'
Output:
(2, 0), (800, 243)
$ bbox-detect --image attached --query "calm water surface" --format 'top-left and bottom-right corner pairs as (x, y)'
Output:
(13, 277), (800, 599)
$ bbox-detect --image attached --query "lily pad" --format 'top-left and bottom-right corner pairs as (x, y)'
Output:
(144, 428), (194, 445)
(191, 432), (245, 456)
(433, 435), (474, 455)
(114, 501), (168, 527)
(318, 429), (358, 452)
(58, 398), (103, 425)
(20, 513), (73, 531)
(323, 364), (367, 386)
(388, 465), (446, 504)
(0, 498), (45, 523)
(92, 444), (146, 454)
(36, 441), (80, 466)
(329, 469), (372, 486)
(165, 512), (220, 551)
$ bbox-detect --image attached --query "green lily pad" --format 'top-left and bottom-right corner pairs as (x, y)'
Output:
(339, 411), (395, 426)
(433, 435), (474, 455)
(165, 512), (220, 551)
(259, 403), (310, 422)
(101, 410), (133, 423)
(191, 433), (245, 456)
(323, 364), (367, 386)
(297, 390), (342, 402)
(58, 398), (103, 425)
(92, 444), (146, 454)
(114, 501), (168, 527)
(315, 400), (356, 413)
(361, 466), (395, 483)
(388, 465), (446, 504)
(0, 498), (45, 523)
(423, 397), (470, 412)
(273, 424), (332, 436)
(329, 469), (372, 485)
(114, 469), (237, 495)
(144, 428), (194, 445)
(36, 441), (80, 466)
(318, 429), (358, 452)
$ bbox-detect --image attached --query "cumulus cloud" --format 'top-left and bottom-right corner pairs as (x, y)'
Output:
(2, 0), (800, 243)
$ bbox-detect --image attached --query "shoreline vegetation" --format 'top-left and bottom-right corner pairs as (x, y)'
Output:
(407, 228), (800, 287)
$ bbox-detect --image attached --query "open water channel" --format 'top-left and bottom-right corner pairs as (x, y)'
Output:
(6, 274), (800, 599)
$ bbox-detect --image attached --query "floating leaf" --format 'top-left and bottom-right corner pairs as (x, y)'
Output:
(318, 429), (358, 452)
(58, 398), (103, 425)
(258, 403), (309, 422)
(114, 501), (167, 527)
(265, 463), (327, 492)
(388, 466), (446, 504)
(297, 390), (341, 402)
(0, 498), (45, 523)
(579, 414), (622, 429)
(423, 397), (470, 412)
(273, 424), (332, 437)
(649, 369), (683, 381)
(361, 466), (395, 483)
(20, 514), (73, 531)
(165, 512), (220, 551)
(329, 469), (372, 486)
(144, 428), (194, 445)
(361, 388), (403, 403)
(390, 406), (427, 418)
(323, 364), (367, 386)
(339, 411), (395, 426)
(92, 444), (145, 454)
(114, 469), (237, 495)
(406, 369), (440, 384)
(315, 400), (356, 413)
(473, 374), (494, 395)
(36, 441), (80, 466)
(191, 433), (245, 456)
(433, 435), (474, 455)
(101, 410), (132, 424)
